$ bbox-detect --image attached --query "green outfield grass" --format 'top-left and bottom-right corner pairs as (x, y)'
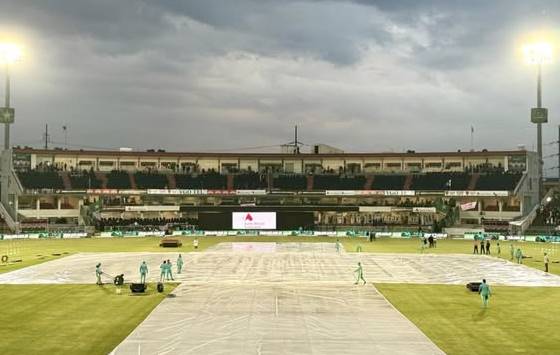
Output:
(376, 284), (560, 355)
(0, 236), (558, 275)
(0, 283), (177, 355)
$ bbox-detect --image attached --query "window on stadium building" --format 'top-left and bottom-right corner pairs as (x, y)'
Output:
(385, 163), (402, 169)
(305, 164), (322, 174)
(445, 162), (462, 169)
(346, 163), (361, 173)
(161, 162), (177, 170)
(364, 163), (381, 173)
(180, 162), (197, 173)
(284, 163), (294, 173)
(221, 163), (238, 173)
(140, 161), (157, 168)
(406, 162), (422, 171)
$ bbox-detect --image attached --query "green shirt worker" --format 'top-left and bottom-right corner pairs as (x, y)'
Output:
(139, 261), (148, 284)
(478, 279), (491, 308)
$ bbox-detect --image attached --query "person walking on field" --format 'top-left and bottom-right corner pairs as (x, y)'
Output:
(193, 238), (199, 250)
(473, 239), (479, 254)
(497, 241), (501, 255)
(544, 252), (550, 273)
(478, 279), (491, 308)
(510, 244), (515, 261)
(485, 239), (491, 255)
(160, 260), (166, 282)
(515, 248), (523, 264)
(354, 262), (366, 285)
(139, 261), (148, 284)
(166, 259), (174, 281)
(177, 254), (184, 274)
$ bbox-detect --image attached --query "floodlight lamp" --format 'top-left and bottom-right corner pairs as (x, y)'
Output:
(546, 196), (552, 203)
(0, 43), (22, 64)
(523, 42), (553, 65)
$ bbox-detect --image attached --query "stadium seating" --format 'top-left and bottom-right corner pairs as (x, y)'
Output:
(475, 173), (522, 191)
(482, 219), (509, 232)
(273, 174), (307, 190)
(18, 171), (64, 189)
(313, 175), (366, 190)
(96, 217), (195, 230)
(106, 170), (132, 189)
(15, 168), (523, 192)
(68, 171), (102, 189)
(531, 192), (560, 227)
(135, 172), (169, 189)
(411, 173), (470, 190)
(233, 173), (267, 189)
(371, 175), (406, 190)
(175, 172), (227, 189)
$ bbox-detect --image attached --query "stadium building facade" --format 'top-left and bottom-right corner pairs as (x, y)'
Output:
(1, 147), (540, 235)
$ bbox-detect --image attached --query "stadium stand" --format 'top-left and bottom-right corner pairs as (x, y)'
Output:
(68, 171), (102, 189)
(371, 175), (406, 190)
(105, 170), (132, 189)
(313, 175), (366, 190)
(175, 172), (227, 189)
(135, 172), (169, 189)
(475, 173), (522, 191)
(532, 193), (560, 227)
(233, 173), (267, 189)
(273, 174), (307, 190)
(18, 171), (64, 189)
(15, 169), (523, 192)
(482, 219), (510, 232)
(96, 217), (194, 230)
(411, 173), (470, 190)
(5, 148), (538, 234)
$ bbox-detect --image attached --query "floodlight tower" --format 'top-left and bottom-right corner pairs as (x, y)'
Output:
(0, 43), (22, 233)
(524, 42), (553, 199)
(0, 43), (21, 150)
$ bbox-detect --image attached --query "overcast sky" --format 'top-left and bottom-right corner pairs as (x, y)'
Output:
(2, 0), (560, 165)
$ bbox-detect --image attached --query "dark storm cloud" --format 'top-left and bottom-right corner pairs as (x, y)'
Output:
(2, 0), (560, 171)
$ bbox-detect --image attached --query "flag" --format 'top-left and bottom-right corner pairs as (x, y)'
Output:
(460, 201), (477, 211)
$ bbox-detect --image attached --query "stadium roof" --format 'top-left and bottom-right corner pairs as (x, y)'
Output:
(13, 147), (529, 159)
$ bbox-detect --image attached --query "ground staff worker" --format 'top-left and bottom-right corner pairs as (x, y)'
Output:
(96, 263), (103, 285)
(139, 261), (148, 283)
(177, 254), (184, 274)
(354, 262), (366, 285)
(478, 279), (491, 308)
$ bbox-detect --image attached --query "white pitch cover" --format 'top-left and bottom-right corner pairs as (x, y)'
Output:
(232, 212), (277, 230)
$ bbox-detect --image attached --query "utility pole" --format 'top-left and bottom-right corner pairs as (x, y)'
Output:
(63, 125), (67, 149)
(294, 125), (299, 154)
(470, 125), (474, 151)
(44, 124), (49, 149)
(283, 125), (304, 155)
